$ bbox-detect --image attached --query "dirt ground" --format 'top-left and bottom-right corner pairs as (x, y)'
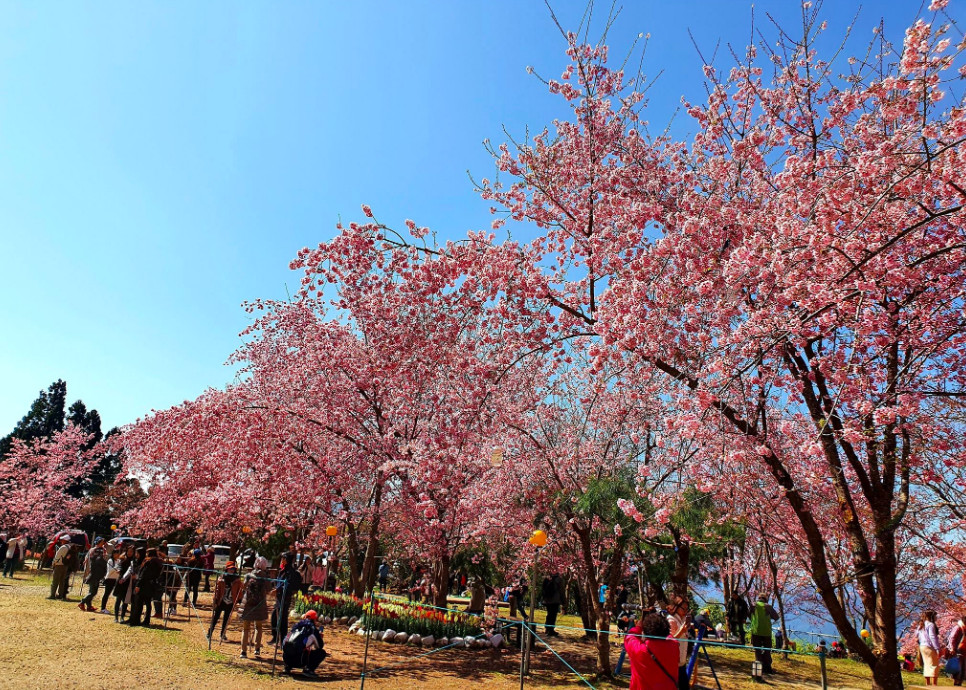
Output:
(0, 569), (946, 689)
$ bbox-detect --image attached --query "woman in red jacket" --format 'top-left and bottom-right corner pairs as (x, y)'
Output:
(624, 612), (680, 690)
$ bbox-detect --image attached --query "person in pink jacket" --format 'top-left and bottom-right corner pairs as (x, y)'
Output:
(624, 612), (680, 690)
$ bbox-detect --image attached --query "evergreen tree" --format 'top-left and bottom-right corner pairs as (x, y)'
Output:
(0, 380), (67, 458)
(67, 400), (103, 447)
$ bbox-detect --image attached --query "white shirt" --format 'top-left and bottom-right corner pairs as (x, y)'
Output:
(668, 613), (689, 666)
(52, 544), (71, 566)
(5, 538), (20, 560)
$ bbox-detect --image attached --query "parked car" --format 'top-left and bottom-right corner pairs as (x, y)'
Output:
(110, 536), (147, 554)
(210, 545), (231, 569)
(166, 544), (185, 559)
(51, 529), (90, 552)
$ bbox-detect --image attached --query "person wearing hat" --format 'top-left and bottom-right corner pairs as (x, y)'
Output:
(240, 556), (271, 658)
(208, 560), (243, 643)
(48, 535), (72, 599)
(282, 610), (326, 678)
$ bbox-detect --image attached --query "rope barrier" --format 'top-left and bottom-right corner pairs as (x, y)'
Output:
(367, 593), (821, 657)
(522, 621), (597, 689)
(160, 563), (283, 584)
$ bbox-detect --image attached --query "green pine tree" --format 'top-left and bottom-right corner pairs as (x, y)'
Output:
(0, 379), (67, 458)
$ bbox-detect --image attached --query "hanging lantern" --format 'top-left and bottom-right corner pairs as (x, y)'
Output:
(489, 447), (504, 468)
(241, 526), (252, 534)
(110, 525), (117, 531)
(326, 525), (338, 537)
(529, 530), (548, 548)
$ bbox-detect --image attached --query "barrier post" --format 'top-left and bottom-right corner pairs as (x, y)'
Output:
(819, 648), (828, 690)
(520, 545), (541, 687)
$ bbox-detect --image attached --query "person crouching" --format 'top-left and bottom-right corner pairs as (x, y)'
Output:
(282, 610), (327, 678)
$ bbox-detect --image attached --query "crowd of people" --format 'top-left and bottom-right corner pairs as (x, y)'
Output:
(12, 528), (965, 686)
(6, 533), (329, 679)
(911, 610), (966, 686)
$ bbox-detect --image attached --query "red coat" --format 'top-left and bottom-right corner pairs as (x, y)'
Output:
(624, 627), (679, 690)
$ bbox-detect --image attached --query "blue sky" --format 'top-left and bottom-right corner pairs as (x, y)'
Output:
(0, 0), (932, 432)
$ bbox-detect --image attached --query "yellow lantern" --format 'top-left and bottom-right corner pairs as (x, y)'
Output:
(490, 447), (504, 468)
(860, 629), (870, 639)
(241, 526), (252, 534)
(529, 530), (548, 548)
(326, 525), (338, 537)
(110, 525), (117, 531)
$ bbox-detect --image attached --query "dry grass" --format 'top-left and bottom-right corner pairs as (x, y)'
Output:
(0, 570), (948, 689)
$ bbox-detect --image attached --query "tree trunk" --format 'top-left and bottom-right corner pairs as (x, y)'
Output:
(670, 535), (690, 603)
(762, 542), (787, 651)
(570, 578), (594, 637)
(574, 525), (616, 676)
(868, 656), (905, 690)
(433, 551), (451, 609)
(346, 522), (362, 596)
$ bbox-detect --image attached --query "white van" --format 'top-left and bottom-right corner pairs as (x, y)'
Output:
(210, 545), (231, 569)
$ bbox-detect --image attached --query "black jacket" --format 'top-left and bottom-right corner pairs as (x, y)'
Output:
(541, 575), (563, 606)
(86, 549), (108, 584)
(137, 556), (164, 586)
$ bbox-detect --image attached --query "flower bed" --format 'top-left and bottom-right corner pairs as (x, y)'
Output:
(292, 591), (364, 620)
(292, 591), (482, 641)
(360, 598), (482, 640)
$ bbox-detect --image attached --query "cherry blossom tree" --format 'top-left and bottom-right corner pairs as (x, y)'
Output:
(0, 424), (97, 537)
(318, 6), (966, 688)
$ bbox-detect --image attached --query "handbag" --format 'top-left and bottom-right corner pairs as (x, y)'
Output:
(946, 655), (961, 676)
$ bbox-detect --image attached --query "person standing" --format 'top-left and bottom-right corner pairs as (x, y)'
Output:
(2, 532), (24, 578)
(509, 578), (528, 619)
(948, 616), (966, 686)
(203, 547), (215, 592)
(115, 547), (139, 622)
(63, 544), (81, 598)
(749, 594), (779, 675)
(183, 549), (203, 607)
(208, 561), (243, 643)
(129, 548), (163, 627)
(378, 561), (389, 591)
(667, 596), (691, 690)
(48, 536), (71, 599)
(79, 542), (107, 612)
(541, 572), (563, 636)
(613, 583), (629, 618)
(269, 554), (303, 646)
(298, 555), (315, 596)
(240, 557), (270, 658)
(99, 549), (121, 613)
(726, 594), (750, 644)
(312, 556), (326, 591)
(918, 610), (941, 686)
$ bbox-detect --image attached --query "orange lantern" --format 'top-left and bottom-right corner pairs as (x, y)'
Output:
(529, 530), (548, 548)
